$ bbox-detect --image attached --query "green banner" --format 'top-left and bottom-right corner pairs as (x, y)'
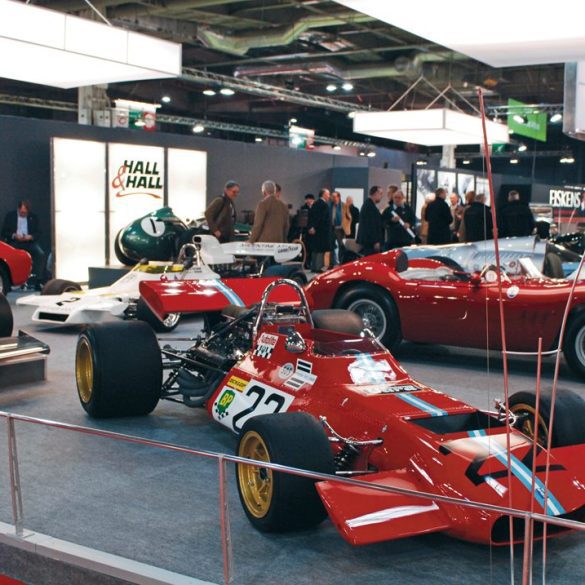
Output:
(507, 98), (547, 142)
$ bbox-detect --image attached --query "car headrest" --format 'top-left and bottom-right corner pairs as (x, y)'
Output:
(311, 309), (364, 336)
(394, 250), (408, 273)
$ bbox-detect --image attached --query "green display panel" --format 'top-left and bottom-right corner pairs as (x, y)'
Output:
(507, 98), (547, 142)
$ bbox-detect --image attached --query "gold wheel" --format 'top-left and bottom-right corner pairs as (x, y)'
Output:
(76, 337), (94, 404)
(237, 431), (273, 519)
(511, 402), (549, 446)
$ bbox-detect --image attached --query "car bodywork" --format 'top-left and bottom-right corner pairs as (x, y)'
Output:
(17, 236), (303, 326)
(0, 241), (32, 293)
(305, 250), (585, 376)
(76, 280), (585, 546)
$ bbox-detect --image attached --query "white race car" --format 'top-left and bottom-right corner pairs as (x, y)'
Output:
(17, 236), (304, 331)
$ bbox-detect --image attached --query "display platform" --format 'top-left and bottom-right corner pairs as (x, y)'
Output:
(0, 295), (584, 585)
(88, 265), (131, 289)
(0, 331), (49, 389)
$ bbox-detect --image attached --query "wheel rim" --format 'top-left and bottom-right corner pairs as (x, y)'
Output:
(163, 313), (180, 329)
(347, 298), (387, 339)
(574, 327), (585, 367)
(76, 337), (94, 404)
(238, 431), (273, 519)
(510, 403), (549, 447)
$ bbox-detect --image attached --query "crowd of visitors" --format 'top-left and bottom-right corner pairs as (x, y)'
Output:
(203, 178), (537, 273)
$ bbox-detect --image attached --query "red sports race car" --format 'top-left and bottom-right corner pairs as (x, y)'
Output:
(74, 280), (585, 546)
(305, 250), (585, 378)
(0, 241), (32, 295)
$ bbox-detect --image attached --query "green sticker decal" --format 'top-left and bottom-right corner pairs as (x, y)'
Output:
(215, 389), (236, 419)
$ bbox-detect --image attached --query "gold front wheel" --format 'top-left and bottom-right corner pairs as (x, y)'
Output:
(510, 402), (549, 447)
(76, 336), (94, 405)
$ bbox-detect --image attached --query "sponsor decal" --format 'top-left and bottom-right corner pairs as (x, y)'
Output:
(377, 383), (420, 394)
(507, 285), (520, 299)
(253, 333), (279, 359)
(211, 379), (294, 431)
(284, 359), (317, 391)
(278, 363), (294, 379)
(111, 159), (163, 199)
(348, 353), (397, 386)
(214, 389), (236, 419)
(226, 376), (248, 392)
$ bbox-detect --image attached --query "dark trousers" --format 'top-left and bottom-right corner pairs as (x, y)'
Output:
(11, 241), (46, 282)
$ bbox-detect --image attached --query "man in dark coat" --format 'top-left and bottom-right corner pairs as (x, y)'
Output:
(204, 180), (239, 243)
(462, 193), (493, 242)
(426, 188), (452, 245)
(307, 188), (331, 272)
(2, 199), (45, 287)
(382, 189), (416, 249)
(498, 190), (535, 237)
(356, 185), (384, 256)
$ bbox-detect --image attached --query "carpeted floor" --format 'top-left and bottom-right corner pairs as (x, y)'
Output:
(0, 291), (584, 584)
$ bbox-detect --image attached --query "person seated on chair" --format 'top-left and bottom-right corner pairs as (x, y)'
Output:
(2, 200), (46, 289)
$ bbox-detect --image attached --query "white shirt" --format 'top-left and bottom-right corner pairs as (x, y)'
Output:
(16, 215), (28, 237)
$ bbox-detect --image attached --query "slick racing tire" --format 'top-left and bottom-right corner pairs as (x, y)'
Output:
(0, 293), (13, 337)
(562, 312), (585, 379)
(41, 279), (82, 296)
(0, 264), (10, 296)
(114, 230), (136, 266)
(75, 321), (162, 418)
(236, 412), (335, 533)
(136, 298), (181, 332)
(509, 389), (585, 448)
(334, 284), (402, 351)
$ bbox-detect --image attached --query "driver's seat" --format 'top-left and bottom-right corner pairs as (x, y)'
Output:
(311, 309), (364, 336)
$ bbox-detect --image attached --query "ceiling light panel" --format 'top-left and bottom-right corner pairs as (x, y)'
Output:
(332, 0), (585, 67)
(0, 0), (181, 89)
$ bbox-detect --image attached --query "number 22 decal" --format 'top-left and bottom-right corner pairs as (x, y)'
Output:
(232, 384), (287, 432)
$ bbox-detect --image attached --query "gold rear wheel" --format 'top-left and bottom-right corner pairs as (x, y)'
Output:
(237, 431), (273, 519)
(510, 402), (549, 447)
(76, 336), (94, 404)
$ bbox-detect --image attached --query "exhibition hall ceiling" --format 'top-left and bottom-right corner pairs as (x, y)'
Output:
(0, 0), (568, 152)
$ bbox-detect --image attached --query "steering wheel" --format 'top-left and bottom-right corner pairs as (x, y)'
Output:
(341, 348), (362, 355)
(479, 264), (511, 283)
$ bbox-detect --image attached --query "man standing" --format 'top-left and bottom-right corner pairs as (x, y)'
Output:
(307, 188), (331, 272)
(356, 186), (384, 256)
(204, 180), (239, 243)
(449, 192), (464, 241)
(499, 190), (535, 237)
(2, 200), (45, 287)
(330, 190), (344, 266)
(461, 193), (493, 242)
(249, 180), (289, 243)
(426, 187), (452, 245)
(382, 190), (416, 249)
(343, 196), (360, 239)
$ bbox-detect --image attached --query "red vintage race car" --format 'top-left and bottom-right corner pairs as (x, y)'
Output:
(0, 241), (32, 295)
(74, 280), (585, 546)
(305, 250), (585, 378)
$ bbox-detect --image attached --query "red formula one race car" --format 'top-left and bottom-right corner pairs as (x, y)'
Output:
(0, 241), (32, 295)
(74, 280), (585, 546)
(305, 250), (585, 378)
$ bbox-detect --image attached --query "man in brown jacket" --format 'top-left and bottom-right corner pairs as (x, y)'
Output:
(204, 180), (240, 242)
(249, 180), (290, 243)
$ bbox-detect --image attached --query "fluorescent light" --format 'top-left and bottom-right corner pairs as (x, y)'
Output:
(0, 0), (181, 89)
(513, 114), (525, 124)
(342, 82), (354, 91)
(289, 117), (298, 124)
(462, 159), (471, 165)
(220, 88), (235, 96)
(561, 156), (575, 164)
(192, 124), (205, 133)
(366, 151), (376, 158)
(326, 84), (337, 92)
(510, 158), (519, 164)
(331, 0), (585, 67)
(255, 137), (263, 142)
(203, 89), (216, 96)
(518, 144), (527, 152)
(161, 95), (171, 104)
(359, 151), (366, 156)
(353, 108), (510, 146)
(333, 145), (342, 151)
(550, 113), (563, 123)
(416, 160), (428, 166)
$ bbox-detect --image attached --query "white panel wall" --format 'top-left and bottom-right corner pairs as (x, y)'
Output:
(167, 147), (207, 222)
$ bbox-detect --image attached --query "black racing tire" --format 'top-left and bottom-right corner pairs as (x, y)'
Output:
(334, 284), (402, 351)
(75, 321), (162, 418)
(288, 269), (307, 287)
(563, 312), (585, 379)
(0, 293), (13, 337)
(543, 252), (564, 279)
(510, 389), (585, 448)
(136, 298), (181, 332)
(114, 230), (136, 266)
(0, 264), (10, 296)
(41, 279), (82, 296)
(236, 412), (335, 533)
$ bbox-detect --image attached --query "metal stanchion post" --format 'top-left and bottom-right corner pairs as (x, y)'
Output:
(521, 516), (534, 585)
(7, 416), (24, 537)
(218, 455), (233, 584)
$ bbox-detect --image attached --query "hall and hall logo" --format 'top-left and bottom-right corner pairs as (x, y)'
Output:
(112, 159), (163, 199)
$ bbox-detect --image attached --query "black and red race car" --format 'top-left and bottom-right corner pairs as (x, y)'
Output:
(75, 280), (585, 546)
(0, 241), (32, 296)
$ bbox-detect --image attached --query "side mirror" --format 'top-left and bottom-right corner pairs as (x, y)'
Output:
(470, 272), (482, 287)
(285, 331), (306, 353)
